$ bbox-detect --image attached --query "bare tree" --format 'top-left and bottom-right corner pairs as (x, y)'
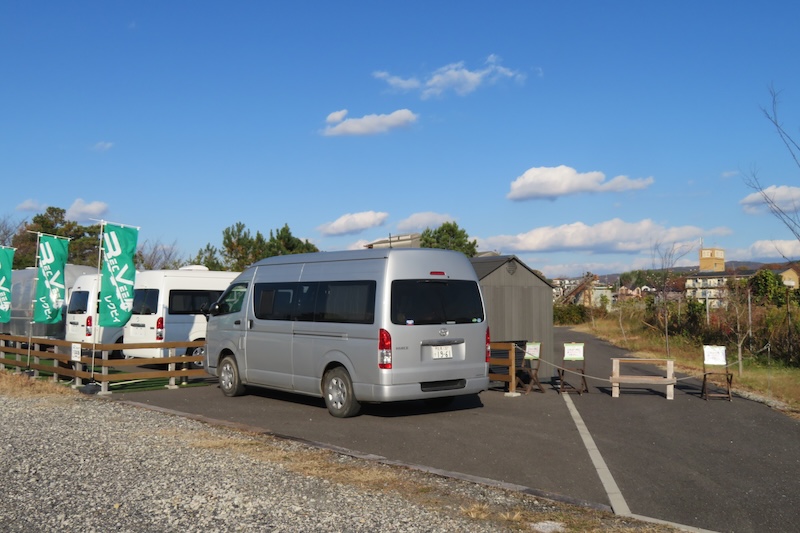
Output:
(744, 85), (800, 243)
(651, 240), (693, 358)
(136, 239), (186, 270)
(722, 276), (752, 376)
(0, 214), (24, 247)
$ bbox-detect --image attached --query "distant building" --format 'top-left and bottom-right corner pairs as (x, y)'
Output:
(780, 266), (799, 289)
(365, 233), (421, 249)
(699, 246), (725, 272)
(684, 272), (732, 308)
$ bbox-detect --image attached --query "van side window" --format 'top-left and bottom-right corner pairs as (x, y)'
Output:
(252, 281), (376, 324)
(295, 283), (318, 322)
(254, 283), (296, 320)
(169, 290), (224, 315)
(131, 289), (160, 315)
(391, 280), (484, 325)
(316, 281), (375, 324)
(216, 283), (247, 315)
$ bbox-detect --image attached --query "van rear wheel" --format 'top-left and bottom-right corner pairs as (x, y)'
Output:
(219, 356), (245, 397)
(323, 367), (361, 418)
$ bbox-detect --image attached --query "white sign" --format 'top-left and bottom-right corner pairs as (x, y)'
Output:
(525, 342), (541, 360)
(564, 342), (584, 361)
(71, 343), (82, 362)
(703, 345), (726, 366)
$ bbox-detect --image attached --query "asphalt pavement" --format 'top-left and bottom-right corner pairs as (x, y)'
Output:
(110, 327), (800, 533)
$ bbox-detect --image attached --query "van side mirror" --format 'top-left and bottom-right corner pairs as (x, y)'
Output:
(207, 302), (221, 319)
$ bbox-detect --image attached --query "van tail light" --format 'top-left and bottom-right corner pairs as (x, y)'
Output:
(378, 328), (392, 369)
(156, 317), (165, 341)
(485, 327), (491, 363)
(85, 315), (93, 337)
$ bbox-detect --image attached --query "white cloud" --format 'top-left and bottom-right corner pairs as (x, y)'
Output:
(65, 199), (109, 222)
(721, 170), (739, 179)
(740, 185), (800, 215)
(317, 211), (389, 236)
(507, 165), (655, 201)
(478, 218), (730, 255)
(16, 199), (44, 212)
(397, 212), (454, 232)
(741, 239), (800, 260)
(92, 141), (114, 152)
(326, 109), (348, 124)
(322, 109), (418, 136)
(373, 55), (525, 100)
(372, 71), (421, 91)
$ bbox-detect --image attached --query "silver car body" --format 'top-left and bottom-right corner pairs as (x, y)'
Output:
(205, 248), (490, 404)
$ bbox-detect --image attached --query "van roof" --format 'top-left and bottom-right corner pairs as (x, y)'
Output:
(250, 248), (467, 268)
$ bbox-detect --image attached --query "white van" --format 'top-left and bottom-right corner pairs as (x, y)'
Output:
(65, 273), (125, 357)
(204, 249), (490, 417)
(123, 266), (239, 359)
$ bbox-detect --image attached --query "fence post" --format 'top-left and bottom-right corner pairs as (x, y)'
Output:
(505, 342), (520, 397)
(98, 350), (111, 396)
(166, 348), (178, 390)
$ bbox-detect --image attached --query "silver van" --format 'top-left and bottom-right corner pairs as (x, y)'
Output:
(204, 248), (490, 417)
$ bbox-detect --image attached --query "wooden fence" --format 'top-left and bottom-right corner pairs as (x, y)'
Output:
(2, 335), (530, 396)
(0, 334), (207, 395)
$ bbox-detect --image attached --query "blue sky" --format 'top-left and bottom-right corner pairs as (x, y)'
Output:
(3, 1), (800, 278)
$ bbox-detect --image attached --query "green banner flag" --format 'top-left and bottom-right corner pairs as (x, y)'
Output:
(99, 223), (138, 327)
(34, 235), (69, 324)
(0, 247), (14, 323)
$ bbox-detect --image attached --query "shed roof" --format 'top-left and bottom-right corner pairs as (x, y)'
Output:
(470, 255), (553, 288)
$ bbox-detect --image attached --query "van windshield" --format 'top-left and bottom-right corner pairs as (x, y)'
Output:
(131, 289), (160, 315)
(391, 279), (484, 325)
(68, 291), (90, 314)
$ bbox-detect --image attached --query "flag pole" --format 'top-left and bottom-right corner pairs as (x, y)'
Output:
(26, 232), (43, 373)
(88, 221), (106, 383)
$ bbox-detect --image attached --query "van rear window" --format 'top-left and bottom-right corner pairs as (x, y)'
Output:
(67, 291), (90, 314)
(391, 279), (484, 325)
(131, 289), (160, 315)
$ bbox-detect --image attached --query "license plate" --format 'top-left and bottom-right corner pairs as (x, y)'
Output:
(130, 326), (147, 337)
(432, 345), (453, 359)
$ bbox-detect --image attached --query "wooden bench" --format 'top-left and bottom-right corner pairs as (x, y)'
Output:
(610, 358), (676, 400)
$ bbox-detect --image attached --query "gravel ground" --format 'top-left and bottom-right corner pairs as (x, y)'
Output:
(0, 388), (673, 532)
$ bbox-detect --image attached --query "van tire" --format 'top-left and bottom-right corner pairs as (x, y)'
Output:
(323, 367), (361, 418)
(219, 356), (245, 397)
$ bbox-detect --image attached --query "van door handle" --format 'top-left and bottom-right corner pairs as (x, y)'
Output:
(248, 320), (253, 329)
(234, 320), (241, 325)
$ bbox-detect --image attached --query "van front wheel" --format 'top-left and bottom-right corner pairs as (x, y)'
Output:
(323, 367), (361, 418)
(219, 356), (245, 397)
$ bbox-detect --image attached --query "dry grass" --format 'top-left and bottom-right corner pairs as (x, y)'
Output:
(0, 369), (78, 399)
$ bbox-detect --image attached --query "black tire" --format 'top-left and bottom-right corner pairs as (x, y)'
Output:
(219, 355), (245, 397)
(323, 367), (361, 418)
(186, 343), (205, 369)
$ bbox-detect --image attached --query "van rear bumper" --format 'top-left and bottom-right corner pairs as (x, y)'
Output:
(353, 377), (489, 403)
